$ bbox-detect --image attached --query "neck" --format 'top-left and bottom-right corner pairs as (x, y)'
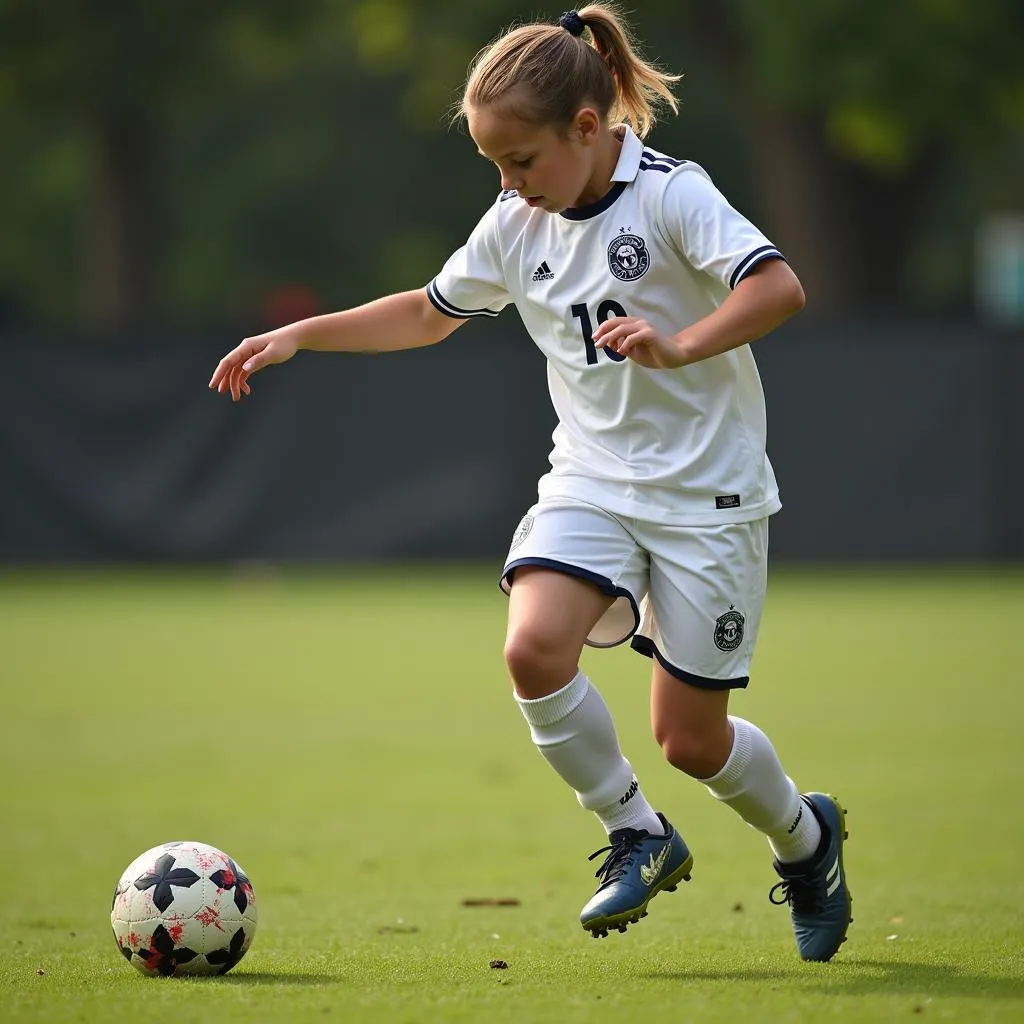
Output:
(574, 126), (624, 207)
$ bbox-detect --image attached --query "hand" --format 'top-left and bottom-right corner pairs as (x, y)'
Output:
(208, 328), (301, 401)
(592, 316), (687, 369)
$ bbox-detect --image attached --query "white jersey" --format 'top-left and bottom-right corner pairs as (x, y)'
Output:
(427, 126), (784, 526)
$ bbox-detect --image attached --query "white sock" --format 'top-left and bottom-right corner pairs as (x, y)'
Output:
(516, 671), (663, 836)
(702, 716), (822, 863)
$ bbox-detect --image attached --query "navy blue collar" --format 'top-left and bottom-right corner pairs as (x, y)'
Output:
(559, 180), (627, 221)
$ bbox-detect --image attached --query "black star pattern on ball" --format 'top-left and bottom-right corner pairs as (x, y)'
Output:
(210, 860), (253, 914)
(111, 881), (127, 911)
(136, 923), (199, 976)
(133, 853), (200, 912)
(206, 927), (248, 975)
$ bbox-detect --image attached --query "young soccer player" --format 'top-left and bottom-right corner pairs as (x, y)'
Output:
(209, 4), (852, 962)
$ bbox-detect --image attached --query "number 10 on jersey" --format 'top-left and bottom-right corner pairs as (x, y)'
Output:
(571, 301), (629, 365)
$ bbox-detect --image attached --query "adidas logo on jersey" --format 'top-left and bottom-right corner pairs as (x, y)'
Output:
(532, 260), (555, 281)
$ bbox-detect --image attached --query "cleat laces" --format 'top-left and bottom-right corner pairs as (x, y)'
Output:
(588, 829), (646, 891)
(769, 872), (825, 915)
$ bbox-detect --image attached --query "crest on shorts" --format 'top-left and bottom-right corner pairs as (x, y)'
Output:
(607, 231), (650, 282)
(713, 606), (745, 652)
(510, 515), (534, 550)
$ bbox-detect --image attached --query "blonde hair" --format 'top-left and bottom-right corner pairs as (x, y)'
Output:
(459, 4), (680, 140)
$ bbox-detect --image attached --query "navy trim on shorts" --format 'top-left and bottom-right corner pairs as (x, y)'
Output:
(630, 635), (750, 690)
(500, 557), (641, 649)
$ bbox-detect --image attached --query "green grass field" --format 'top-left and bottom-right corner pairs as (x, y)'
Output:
(1, 567), (1021, 1023)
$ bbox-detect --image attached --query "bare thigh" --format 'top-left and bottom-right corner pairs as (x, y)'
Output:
(505, 566), (615, 700)
(650, 662), (733, 780)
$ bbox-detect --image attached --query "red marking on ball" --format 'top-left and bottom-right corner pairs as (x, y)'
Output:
(195, 905), (225, 931)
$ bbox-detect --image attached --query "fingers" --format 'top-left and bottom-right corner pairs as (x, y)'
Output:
(209, 341), (252, 389)
(228, 364), (252, 401)
(240, 347), (271, 375)
(593, 315), (633, 345)
(594, 317), (650, 355)
(209, 338), (265, 399)
(210, 358), (252, 401)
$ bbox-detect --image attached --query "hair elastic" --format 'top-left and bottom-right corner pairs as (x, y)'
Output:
(558, 10), (586, 37)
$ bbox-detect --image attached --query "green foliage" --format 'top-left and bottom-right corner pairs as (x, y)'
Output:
(0, 0), (325, 111)
(735, 0), (1024, 171)
(0, 0), (1021, 326)
(0, 568), (1021, 1022)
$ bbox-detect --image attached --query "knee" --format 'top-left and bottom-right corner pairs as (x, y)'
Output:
(503, 624), (577, 698)
(656, 725), (731, 780)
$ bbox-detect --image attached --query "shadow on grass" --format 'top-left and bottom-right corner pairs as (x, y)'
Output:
(210, 972), (345, 986)
(643, 959), (1024, 1000)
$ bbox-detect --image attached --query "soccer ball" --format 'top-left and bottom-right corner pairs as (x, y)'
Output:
(111, 840), (258, 976)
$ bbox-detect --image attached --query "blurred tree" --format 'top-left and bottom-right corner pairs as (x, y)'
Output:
(341, 0), (1024, 308)
(0, 0), (1022, 329)
(668, 0), (1024, 306)
(0, 0), (323, 331)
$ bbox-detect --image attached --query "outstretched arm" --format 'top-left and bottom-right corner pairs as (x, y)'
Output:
(209, 289), (465, 400)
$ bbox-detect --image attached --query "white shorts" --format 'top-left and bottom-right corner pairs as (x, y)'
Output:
(500, 498), (769, 689)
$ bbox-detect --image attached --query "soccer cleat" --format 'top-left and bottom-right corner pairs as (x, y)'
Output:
(580, 812), (693, 937)
(769, 792), (852, 962)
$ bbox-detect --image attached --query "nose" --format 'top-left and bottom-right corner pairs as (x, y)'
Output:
(500, 170), (523, 193)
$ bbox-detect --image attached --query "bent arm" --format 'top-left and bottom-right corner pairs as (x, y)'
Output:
(675, 259), (805, 364)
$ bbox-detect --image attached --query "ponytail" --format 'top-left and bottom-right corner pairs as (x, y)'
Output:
(575, 4), (680, 138)
(461, 2), (680, 140)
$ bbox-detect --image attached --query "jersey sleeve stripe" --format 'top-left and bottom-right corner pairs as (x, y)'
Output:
(729, 246), (785, 290)
(427, 280), (501, 319)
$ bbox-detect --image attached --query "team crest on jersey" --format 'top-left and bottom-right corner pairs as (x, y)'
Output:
(608, 232), (650, 282)
(713, 607), (745, 652)
(510, 515), (534, 550)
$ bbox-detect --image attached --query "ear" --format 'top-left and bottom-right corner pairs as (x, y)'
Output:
(572, 107), (602, 146)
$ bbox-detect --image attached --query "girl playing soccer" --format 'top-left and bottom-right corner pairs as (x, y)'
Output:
(209, 4), (852, 962)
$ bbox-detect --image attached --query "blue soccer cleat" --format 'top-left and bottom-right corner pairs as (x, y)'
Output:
(769, 792), (852, 962)
(580, 812), (693, 937)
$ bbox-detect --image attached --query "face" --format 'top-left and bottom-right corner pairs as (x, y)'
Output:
(466, 102), (601, 212)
